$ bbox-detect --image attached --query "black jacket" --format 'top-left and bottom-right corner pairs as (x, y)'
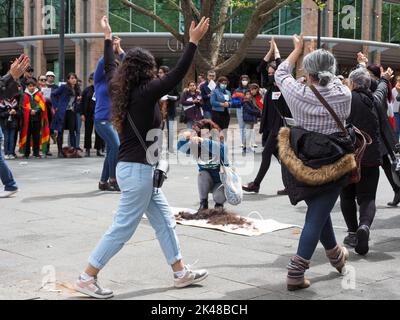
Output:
(0, 95), (20, 129)
(349, 88), (382, 167)
(372, 79), (398, 156)
(258, 58), (292, 137)
(80, 85), (96, 119)
(0, 74), (19, 100)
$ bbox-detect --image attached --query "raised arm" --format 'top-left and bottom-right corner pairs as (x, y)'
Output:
(0, 54), (30, 99)
(374, 68), (393, 106)
(145, 17), (210, 99)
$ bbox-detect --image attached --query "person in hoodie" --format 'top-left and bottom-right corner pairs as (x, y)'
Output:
(242, 90), (261, 153)
(19, 79), (50, 158)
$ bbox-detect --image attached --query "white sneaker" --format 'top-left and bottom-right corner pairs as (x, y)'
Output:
(174, 265), (209, 288)
(75, 275), (113, 299)
(0, 189), (18, 198)
(4, 155), (9, 160)
(9, 155), (15, 160)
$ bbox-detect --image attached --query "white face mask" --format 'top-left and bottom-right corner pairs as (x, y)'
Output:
(242, 80), (249, 87)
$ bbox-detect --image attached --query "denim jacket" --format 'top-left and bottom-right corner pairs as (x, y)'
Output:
(211, 87), (232, 112)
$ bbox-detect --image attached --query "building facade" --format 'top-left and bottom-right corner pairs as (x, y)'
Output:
(0, 0), (399, 85)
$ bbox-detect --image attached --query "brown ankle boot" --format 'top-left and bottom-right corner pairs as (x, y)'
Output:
(286, 255), (311, 291)
(326, 245), (349, 274)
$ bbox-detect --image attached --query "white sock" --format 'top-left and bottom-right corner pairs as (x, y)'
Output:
(174, 269), (186, 278)
(80, 272), (94, 281)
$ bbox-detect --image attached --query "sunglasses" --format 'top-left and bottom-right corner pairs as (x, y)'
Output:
(39, 79), (46, 81)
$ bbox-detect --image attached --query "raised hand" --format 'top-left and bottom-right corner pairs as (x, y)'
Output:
(306, 38), (316, 54)
(293, 33), (304, 52)
(100, 16), (112, 39)
(382, 67), (394, 81)
(9, 54), (30, 80)
(189, 17), (210, 45)
(357, 52), (368, 66)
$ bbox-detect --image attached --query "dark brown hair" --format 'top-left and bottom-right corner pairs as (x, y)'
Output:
(110, 47), (156, 132)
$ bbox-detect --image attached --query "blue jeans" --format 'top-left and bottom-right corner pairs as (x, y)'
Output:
(394, 113), (400, 142)
(95, 120), (120, 182)
(297, 187), (341, 260)
(166, 118), (175, 152)
(89, 162), (182, 269)
(186, 120), (194, 129)
(203, 110), (212, 120)
(236, 108), (246, 145)
(3, 127), (15, 155)
(69, 113), (82, 148)
(0, 127), (17, 191)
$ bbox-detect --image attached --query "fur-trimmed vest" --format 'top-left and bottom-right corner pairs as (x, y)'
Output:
(278, 127), (356, 205)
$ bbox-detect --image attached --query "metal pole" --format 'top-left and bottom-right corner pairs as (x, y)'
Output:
(317, 6), (322, 48)
(59, 0), (65, 82)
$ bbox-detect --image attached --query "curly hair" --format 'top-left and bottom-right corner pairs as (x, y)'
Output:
(192, 119), (224, 142)
(110, 47), (156, 132)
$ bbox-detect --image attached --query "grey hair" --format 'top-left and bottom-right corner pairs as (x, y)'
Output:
(303, 49), (337, 87)
(349, 67), (371, 90)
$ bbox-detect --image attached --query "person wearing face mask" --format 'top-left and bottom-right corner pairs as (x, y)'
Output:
(242, 38), (291, 194)
(211, 77), (232, 135)
(233, 75), (250, 150)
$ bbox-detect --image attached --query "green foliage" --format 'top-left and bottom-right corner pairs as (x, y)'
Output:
(313, 0), (327, 11)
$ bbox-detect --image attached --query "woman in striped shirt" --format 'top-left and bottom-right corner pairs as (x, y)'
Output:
(274, 34), (352, 291)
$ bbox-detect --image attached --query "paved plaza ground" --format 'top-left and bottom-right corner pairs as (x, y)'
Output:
(1, 124), (400, 300)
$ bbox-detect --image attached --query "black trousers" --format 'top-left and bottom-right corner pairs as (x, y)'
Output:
(382, 154), (400, 193)
(25, 120), (41, 156)
(340, 166), (380, 232)
(57, 110), (76, 152)
(212, 110), (230, 130)
(84, 117), (104, 150)
(254, 133), (279, 186)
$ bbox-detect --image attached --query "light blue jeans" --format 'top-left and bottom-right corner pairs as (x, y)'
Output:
(236, 108), (246, 146)
(89, 162), (182, 269)
(0, 127), (17, 191)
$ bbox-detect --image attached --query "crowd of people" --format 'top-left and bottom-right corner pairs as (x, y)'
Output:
(1, 13), (400, 298)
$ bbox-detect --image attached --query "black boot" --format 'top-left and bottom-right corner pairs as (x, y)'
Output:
(198, 199), (208, 211)
(214, 203), (224, 209)
(242, 182), (260, 193)
(85, 149), (91, 157)
(387, 191), (400, 207)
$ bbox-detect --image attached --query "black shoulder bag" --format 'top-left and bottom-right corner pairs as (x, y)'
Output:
(126, 113), (169, 188)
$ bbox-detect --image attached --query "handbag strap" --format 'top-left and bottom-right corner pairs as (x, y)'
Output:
(126, 112), (148, 153)
(309, 85), (347, 134)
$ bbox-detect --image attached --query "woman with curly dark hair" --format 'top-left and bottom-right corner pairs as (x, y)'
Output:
(177, 119), (227, 211)
(75, 16), (210, 299)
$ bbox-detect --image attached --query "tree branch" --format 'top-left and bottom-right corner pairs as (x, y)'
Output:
(121, 0), (184, 42)
(215, 0), (293, 74)
(165, 0), (183, 14)
(190, 1), (200, 19)
(211, 2), (259, 32)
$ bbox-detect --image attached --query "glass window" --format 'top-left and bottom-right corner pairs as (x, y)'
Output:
(333, 0), (362, 40)
(44, 0), (76, 35)
(262, 0), (301, 35)
(0, 0), (24, 38)
(382, 1), (400, 43)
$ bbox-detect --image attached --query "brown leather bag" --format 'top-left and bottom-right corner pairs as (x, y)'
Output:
(309, 85), (372, 184)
